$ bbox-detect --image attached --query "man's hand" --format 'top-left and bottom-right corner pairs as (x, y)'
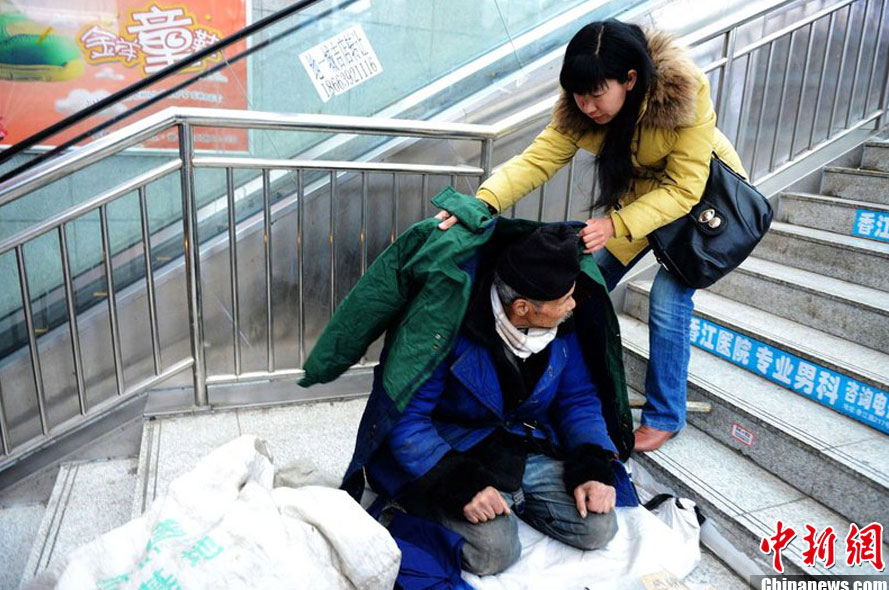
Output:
(573, 481), (616, 518)
(579, 217), (615, 253)
(463, 486), (511, 523)
(435, 209), (459, 230)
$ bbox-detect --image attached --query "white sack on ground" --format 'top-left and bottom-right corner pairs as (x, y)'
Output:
(25, 435), (400, 590)
(464, 505), (701, 590)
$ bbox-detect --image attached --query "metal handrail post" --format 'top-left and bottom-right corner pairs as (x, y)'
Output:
(717, 28), (739, 126)
(58, 225), (87, 414)
(0, 380), (9, 455)
(16, 246), (48, 435)
(480, 138), (494, 181)
(263, 169), (274, 373)
(178, 123), (208, 407)
(99, 205), (125, 396)
(880, 4), (889, 129)
(226, 168), (242, 376)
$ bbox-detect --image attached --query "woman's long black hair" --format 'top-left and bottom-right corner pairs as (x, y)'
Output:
(560, 20), (654, 212)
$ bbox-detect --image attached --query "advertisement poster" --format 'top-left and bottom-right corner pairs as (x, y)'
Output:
(0, 0), (248, 151)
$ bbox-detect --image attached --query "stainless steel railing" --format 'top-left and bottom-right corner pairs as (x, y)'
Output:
(0, 0), (886, 470)
(0, 111), (496, 468)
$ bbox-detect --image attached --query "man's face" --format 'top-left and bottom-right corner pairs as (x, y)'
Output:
(513, 284), (576, 329)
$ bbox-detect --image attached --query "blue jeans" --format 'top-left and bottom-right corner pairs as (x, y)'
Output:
(593, 248), (695, 432)
(412, 454), (618, 575)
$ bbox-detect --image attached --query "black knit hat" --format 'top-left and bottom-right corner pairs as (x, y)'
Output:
(496, 224), (581, 301)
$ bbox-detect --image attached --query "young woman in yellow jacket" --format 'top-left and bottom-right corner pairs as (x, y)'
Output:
(438, 20), (746, 452)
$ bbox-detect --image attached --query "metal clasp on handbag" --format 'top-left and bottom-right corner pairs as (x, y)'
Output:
(697, 208), (722, 229)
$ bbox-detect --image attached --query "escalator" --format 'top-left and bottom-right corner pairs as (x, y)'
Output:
(0, 0), (646, 361)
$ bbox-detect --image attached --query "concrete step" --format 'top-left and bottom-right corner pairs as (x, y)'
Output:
(20, 458), (137, 585)
(132, 399), (365, 516)
(618, 308), (889, 526)
(706, 257), (889, 351)
(862, 141), (889, 172)
(754, 221), (889, 292)
(625, 280), (889, 404)
(777, 192), (889, 243)
(632, 420), (888, 577)
(822, 166), (889, 205)
(0, 503), (45, 590)
(686, 547), (751, 589)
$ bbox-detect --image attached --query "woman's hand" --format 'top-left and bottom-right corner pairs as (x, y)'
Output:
(579, 217), (615, 253)
(435, 209), (460, 230)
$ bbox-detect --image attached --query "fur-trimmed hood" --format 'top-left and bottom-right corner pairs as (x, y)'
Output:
(552, 30), (700, 133)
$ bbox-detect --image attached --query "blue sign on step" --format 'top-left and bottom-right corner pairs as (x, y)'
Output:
(689, 316), (889, 435)
(852, 209), (889, 242)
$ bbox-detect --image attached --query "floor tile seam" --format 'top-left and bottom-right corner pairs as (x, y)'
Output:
(643, 448), (751, 518)
(40, 463), (78, 574)
(734, 264), (889, 315)
(135, 421), (151, 517)
(131, 420), (152, 519)
(147, 420), (161, 515)
(766, 227), (889, 256)
(822, 442), (889, 487)
(29, 464), (73, 576)
(816, 454), (889, 489)
(21, 465), (64, 584)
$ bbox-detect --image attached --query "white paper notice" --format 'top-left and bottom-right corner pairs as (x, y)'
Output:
(299, 25), (383, 103)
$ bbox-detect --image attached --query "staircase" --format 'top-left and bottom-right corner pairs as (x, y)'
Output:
(627, 141), (889, 578)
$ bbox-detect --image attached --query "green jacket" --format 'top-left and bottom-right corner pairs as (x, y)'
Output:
(299, 188), (634, 493)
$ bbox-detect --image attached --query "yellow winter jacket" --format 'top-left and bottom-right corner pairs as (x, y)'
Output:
(477, 31), (746, 265)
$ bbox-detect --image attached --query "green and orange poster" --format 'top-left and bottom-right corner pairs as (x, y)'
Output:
(0, 0), (248, 150)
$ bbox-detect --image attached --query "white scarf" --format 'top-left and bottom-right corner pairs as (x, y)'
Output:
(490, 284), (558, 359)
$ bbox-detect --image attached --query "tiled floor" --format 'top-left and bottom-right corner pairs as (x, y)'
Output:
(0, 503), (44, 590)
(136, 398), (367, 511)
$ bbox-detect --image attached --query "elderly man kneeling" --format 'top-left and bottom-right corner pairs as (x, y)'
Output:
(368, 226), (625, 575)
(300, 190), (637, 577)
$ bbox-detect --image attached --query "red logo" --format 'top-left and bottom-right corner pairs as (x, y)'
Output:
(762, 521), (885, 572)
(761, 520), (796, 573)
(845, 523), (885, 570)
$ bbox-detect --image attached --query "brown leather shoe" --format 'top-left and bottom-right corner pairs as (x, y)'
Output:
(633, 425), (678, 452)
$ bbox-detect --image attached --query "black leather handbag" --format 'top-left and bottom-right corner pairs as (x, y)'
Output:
(647, 153), (773, 289)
